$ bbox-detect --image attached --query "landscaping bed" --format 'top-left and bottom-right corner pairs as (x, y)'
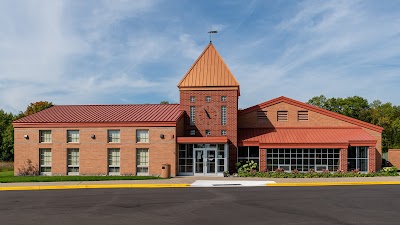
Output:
(236, 161), (399, 178)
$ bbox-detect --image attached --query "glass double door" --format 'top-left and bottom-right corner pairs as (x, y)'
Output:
(194, 148), (217, 175)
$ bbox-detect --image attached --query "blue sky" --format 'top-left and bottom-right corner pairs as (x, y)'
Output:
(1, 0), (400, 113)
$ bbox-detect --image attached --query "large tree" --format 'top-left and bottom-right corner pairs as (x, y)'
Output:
(0, 101), (54, 161)
(0, 110), (14, 161)
(24, 101), (54, 116)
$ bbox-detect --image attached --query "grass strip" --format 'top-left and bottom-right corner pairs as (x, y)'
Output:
(0, 174), (162, 183)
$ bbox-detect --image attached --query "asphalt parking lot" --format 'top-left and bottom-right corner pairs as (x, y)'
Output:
(0, 185), (399, 225)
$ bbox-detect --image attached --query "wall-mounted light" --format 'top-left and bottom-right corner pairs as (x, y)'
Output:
(160, 134), (165, 139)
(91, 134), (96, 139)
(24, 134), (29, 139)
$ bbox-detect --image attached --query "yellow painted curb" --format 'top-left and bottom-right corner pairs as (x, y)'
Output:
(0, 184), (191, 191)
(267, 181), (400, 187)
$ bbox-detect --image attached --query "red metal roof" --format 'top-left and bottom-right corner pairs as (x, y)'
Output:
(177, 137), (228, 144)
(239, 127), (377, 148)
(13, 104), (183, 124)
(239, 96), (384, 133)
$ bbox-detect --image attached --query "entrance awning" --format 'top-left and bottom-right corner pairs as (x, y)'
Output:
(177, 136), (228, 144)
(238, 127), (377, 149)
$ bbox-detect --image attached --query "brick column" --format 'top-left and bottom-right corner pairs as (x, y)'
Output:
(259, 148), (266, 172)
(368, 147), (376, 173)
(340, 148), (348, 172)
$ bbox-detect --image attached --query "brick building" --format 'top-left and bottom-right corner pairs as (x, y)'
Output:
(13, 43), (383, 176)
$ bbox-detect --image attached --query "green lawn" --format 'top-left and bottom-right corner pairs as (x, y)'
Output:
(0, 170), (162, 183)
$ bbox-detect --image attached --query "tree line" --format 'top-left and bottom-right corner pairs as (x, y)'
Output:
(0, 101), (53, 161)
(0, 96), (399, 162)
(308, 95), (400, 151)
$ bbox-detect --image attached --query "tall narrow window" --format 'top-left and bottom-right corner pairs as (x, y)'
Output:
(108, 148), (120, 175)
(136, 148), (149, 175)
(67, 148), (79, 175)
(67, 130), (79, 143)
(108, 130), (120, 143)
(221, 96), (227, 102)
(298, 111), (309, 121)
(348, 146), (368, 172)
(277, 111), (288, 121)
(190, 106), (195, 125)
(136, 130), (149, 143)
(39, 148), (52, 175)
(221, 106), (227, 125)
(39, 130), (52, 143)
(190, 96), (195, 102)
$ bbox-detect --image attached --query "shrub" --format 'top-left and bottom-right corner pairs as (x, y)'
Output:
(237, 169), (400, 178)
(0, 161), (13, 172)
(17, 159), (39, 176)
(381, 166), (398, 174)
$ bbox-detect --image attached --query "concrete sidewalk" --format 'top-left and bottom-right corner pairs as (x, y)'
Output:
(1, 176), (400, 190)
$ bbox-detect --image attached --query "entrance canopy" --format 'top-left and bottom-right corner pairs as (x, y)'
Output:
(238, 127), (377, 149)
(177, 136), (228, 144)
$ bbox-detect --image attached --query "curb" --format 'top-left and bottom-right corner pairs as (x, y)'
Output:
(0, 184), (191, 191)
(267, 181), (400, 187)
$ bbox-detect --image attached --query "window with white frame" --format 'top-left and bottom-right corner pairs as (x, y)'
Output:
(108, 148), (120, 175)
(266, 149), (340, 172)
(67, 130), (79, 143)
(221, 106), (227, 125)
(67, 148), (79, 175)
(108, 130), (120, 143)
(190, 96), (195, 102)
(221, 96), (227, 102)
(136, 130), (149, 143)
(137, 148), (149, 175)
(39, 148), (52, 175)
(190, 106), (195, 125)
(238, 146), (259, 169)
(206, 96), (211, 102)
(221, 130), (227, 136)
(348, 146), (368, 172)
(39, 130), (52, 143)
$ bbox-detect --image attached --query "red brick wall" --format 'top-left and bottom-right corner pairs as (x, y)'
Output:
(239, 102), (359, 128)
(259, 148), (266, 172)
(180, 90), (238, 171)
(14, 126), (178, 176)
(388, 149), (400, 169)
(368, 147), (377, 172)
(340, 148), (348, 172)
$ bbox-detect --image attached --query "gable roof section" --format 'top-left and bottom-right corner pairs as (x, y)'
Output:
(239, 96), (383, 132)
(13, 104), (183, 127)
(177, 43), (240, 90)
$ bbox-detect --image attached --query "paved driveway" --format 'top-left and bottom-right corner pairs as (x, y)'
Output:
(0, 186), (398, 225)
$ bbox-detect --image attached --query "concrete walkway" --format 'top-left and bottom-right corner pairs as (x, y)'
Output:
(1, 176), (400, 190)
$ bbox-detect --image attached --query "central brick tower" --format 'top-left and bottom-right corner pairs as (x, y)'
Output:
(178, 43), (240, 172)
